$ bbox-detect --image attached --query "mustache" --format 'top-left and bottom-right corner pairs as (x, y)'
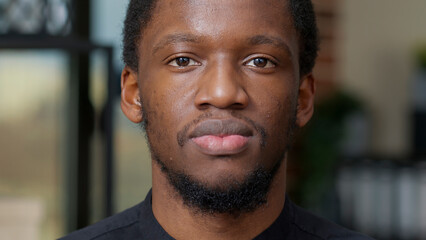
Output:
(188, 119), (253, 138)
(177, 111), (267, 147)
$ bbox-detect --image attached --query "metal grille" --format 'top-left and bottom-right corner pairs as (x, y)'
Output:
(337, 160), (426, 240)
(0, 0), (72, 35)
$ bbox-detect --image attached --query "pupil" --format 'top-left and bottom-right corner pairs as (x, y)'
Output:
(177, 57), (190, 66)
(254, 58), (267, 67)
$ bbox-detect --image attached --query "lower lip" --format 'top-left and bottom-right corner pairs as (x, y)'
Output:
(191, 135), (250, 155)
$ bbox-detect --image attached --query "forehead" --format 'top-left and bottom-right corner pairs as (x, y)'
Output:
(140, 0), (298, 58)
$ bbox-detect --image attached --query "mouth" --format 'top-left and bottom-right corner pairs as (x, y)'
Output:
(188, 119), (253, 156)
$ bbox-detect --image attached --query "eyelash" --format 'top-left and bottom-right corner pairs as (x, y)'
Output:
(166, 56), (277, 69)
(167, 57), (201, 67)
(244, 57), (276, 68)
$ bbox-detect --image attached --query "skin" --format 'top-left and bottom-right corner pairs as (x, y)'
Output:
(121, 0), (315, 239)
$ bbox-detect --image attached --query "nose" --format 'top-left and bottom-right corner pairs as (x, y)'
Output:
(194, 60), (249, 110)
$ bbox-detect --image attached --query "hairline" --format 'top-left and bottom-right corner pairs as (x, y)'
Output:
(124, 0), (317, 76)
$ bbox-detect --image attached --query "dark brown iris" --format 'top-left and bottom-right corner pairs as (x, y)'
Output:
(253, 58), (268, 67)
(176, 57), (190, 66)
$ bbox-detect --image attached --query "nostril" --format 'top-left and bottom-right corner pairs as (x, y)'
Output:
(194, 88), (250, 110)
(198, 102), (211, 110)
(232, 102), (246, 109)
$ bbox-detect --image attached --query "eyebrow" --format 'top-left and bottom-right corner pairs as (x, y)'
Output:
(152, 33), (201, 54)
(152, 33), (293, 58)
(247, 35), (293, 58)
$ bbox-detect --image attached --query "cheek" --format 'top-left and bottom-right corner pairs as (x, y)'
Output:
(141, 71), (180, 119)
(140, 66), (197, 117)
(265, 94), (297, 140)
(139, 73), (195, 153)
(250, 80), (298, 146)
(251, 79), (297, 121)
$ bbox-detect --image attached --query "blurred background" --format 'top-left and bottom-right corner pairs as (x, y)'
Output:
(0, 0), (425, 239)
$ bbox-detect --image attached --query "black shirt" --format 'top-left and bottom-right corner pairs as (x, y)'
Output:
(60, 190), (373, 240)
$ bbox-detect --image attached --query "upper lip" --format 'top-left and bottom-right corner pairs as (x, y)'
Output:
(189, 119), (253, 139)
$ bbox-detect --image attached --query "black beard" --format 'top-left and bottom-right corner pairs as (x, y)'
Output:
(140, 106), (297, 215)
(153, 153), (284, 215)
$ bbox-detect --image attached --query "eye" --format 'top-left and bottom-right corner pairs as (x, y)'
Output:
(168, 57), (200, 67)
(245, 57), (275, 68)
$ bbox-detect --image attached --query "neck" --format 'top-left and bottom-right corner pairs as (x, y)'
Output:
(151, 160), (287, 240)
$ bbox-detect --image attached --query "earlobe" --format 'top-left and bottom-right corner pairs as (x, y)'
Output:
(296, 74), (316, 127)
(121, 66), (143, 123)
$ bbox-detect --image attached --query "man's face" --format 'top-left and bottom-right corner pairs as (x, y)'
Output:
(122, 0), (314, 213)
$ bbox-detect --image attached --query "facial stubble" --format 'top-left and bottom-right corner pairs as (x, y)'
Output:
(140, 103), (297, 215)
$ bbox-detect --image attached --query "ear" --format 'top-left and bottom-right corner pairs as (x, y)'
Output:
(121, 66), (143, 123)
(296, 73), (315, 127)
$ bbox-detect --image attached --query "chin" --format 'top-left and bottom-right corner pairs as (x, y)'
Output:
(155, 152), (284, 215)
(196, 169), (257, 190)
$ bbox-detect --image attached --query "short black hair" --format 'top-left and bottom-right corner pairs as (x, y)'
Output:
(122, 0), (318, 76)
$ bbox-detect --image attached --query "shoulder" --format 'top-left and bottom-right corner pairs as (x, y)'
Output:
(287, 200), (374, 240)
(58, 202), (142, 240)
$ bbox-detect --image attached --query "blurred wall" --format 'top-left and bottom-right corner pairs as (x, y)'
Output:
(338, 0), (426, 157)
(91, 0), (126, 70)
